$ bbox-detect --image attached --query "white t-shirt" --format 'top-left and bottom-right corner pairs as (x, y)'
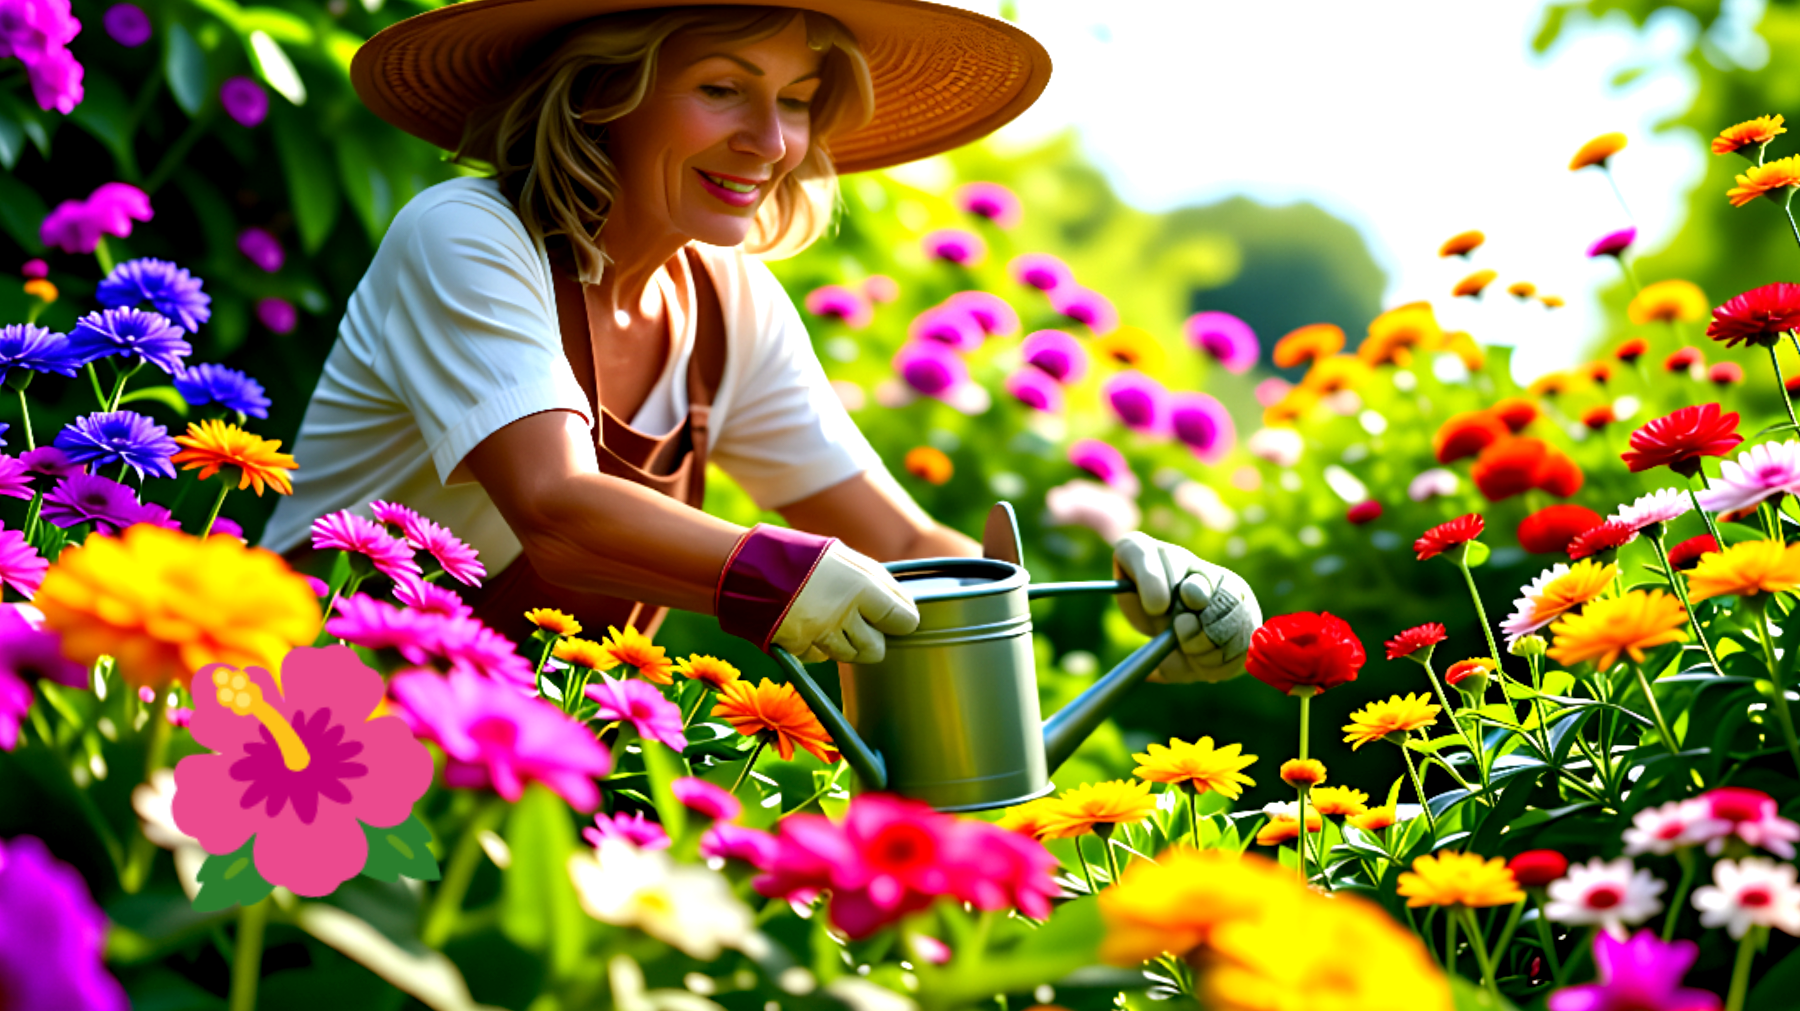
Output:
(259, 177), (882, 572)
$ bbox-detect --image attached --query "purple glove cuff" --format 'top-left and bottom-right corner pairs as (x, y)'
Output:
(715, 524), (836, 651)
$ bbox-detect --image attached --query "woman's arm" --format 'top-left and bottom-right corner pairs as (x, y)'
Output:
(778, 468), (981, 562)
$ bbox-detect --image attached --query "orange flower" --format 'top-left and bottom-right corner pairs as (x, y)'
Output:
(1713, 114), (1785, 157)
(1262, 388), (1319, 427)
(1628, 279), (1708, 324)
(1399, 851), (1524, 908)
(1727, 155), (1800, 207)
(1358, 303), (1441, 367)
(553, 636), (615, 671)
(1581, 404), (1616, 430)
(1452, 269), (1498, 299)
(1526, 371), (1576, 397)
(1612, 337), (1649, 363)
(1348, 806), (1397, 832)
(169, 419), (297, 496)
(1279, 758), (1326, 788)
(1472, 437), (1583, 501)
(994, 797), (1061, 841)
(23, 278), (56, 303)
(1540, 294), (1566, 309)
(524, 607), (582, 636)
(1256, 809), (1323, 845)
(1664, 346), (1704, 373)
(1569, 131), (1627, 170)
(1308, 785), (1370, 817)
(1443, 331), (1486, 371)
(1490, 397), (1538, 433)
(1433, 411), (1509, 464)
(1272, 323), (1344, 368)
(1297, 355), (1371, 394)
(1578, 360), (1613, 385)
(673, 654), (741, 689)
(597, 624), (673, 684)
(904, 446), (953, 485)
(711, 678), (839, 763)
(1039, 780), (1158, 838)
(1506, 280), (1537, 299)
(1438, 230), (1485, 258)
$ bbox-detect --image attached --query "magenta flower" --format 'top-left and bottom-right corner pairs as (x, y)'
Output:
(921, 228), (986, 266)
(907, 305), (984, 352)
(803, 284), (872, 329)
(256, 297), (297, 334)
(1101, 370), (1172, 436)
(311, 510), (421, 584)
(21, 445), (82, 481)
(391, 667), (613, 811)
(332, 593), (532, 685)
(1548, 930), (1719, 1011)
(0, 605), (85, 750)
(1185, 311), (1259, 374)
(369, 498), (422, 533)
(583, 810), (669, 850)
(1254, 377), (1292, 406)
(326, 593), (436, 655)
(1051, 285), (1119, 335)
(0, 455), (32, 501)
(863, 275), (899, 304)
(946, 290), (1021, 338)
(584, 674), (686, 752)
(893, 342), (967, 399)
(40, 183), (152, 254)
(955, 181), (1022, 228)
(20, 260), (46, 279)
(41, 473), (142, 534)
(1004, 367), (1064, 413)
(701, 822), (779, 868)
(673, 777), (741, 822)
(1019, 329), (1088, 384)
(0, 666), (31, 750)
(406, 516), (485, 587)
(393, 577), (474, 619)
(219, 75), (268, 127)
(1587, 227), (1637, 259)
(0, 0), (83, 113)
(0, 527), (46, 600)
(1009, 253), (1072, 293)
(429, 613), (533, 685)
(1068, 439), (1140, 496)
(0, 835), (130, 1009)
(1168, 391), (1236, 463)
(237, 228), (284, 273)
(102, 3), (149, 46)
(170, 646), (434, 897)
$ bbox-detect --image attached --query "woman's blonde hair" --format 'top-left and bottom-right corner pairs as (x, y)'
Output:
(455, 6), (873, 283)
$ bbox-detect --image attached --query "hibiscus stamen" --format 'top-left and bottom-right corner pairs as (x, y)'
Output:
(210, 667), (310, 771)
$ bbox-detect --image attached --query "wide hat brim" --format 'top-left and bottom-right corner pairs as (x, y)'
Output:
(350, 0), (1051, 174)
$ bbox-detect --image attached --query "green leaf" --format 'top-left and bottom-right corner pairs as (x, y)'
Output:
(637, 737), (688, 841)
(117, 384), (192, 416)
(273, 113), (340, 253)
(164, 23), (210, 116)
(923, 898), (1103, 1007)
(68, 70), (136, 171)
(500, 784), (589, 977)
(0, 173), (47, 254)
(0, 90), (52, 161)
(247, 30), (306, 106)
(192, 837), (273, 912)
(358, 814), (442, 883)
(334, 132), (394, 243)
(1451, 975), (1521, 1010)
(0, 102), (23, 170)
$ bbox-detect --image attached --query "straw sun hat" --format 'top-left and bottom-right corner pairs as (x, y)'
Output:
(351, 0), (1052, 173)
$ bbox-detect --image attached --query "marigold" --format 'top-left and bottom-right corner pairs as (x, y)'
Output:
(1541, 294), (1566, 308)
(1622, 403), (1743, 478)
(35, 525), (320, 689)
(1039, 779), (1157, 838)
(1359, 303), (1441, 367)
(1727, 154), (1800, 207)
(1613, 337), (1650, 363)
(1279, 758), (1326, 788)
(598, 624), (673, 684)
(1438, 230), (1485, 258)
(1270, 323), (1344, 369)
(1342, 693), (1440, 750)
(1097, 848), (1300, 966)
(1548, 590), (1688, 670)
(1399, 851), (1525, 908)
(168, 418), (297, 496)
(1348, 806), (1397, 833)
(1687, 540), (1800, 602)
(1507, 280), (1537, 299)
(1629, 279), (1709, 325)
(1433, 411), (1510, 464)
(711, 678), (839, 763)
(1714, 114), (1786, 156)
(673, 654), (741, 689)
(1255, 813), (1323, 846)
(1415, 513), (1485, 561)
(1570, 132), (1627, 171)
(1132, 737), (1257, 799)
(1452, 270), (1498, 299)
(524, 607), (581, 636)
(1308, 786), (1370, 818)
(903, 446), (953, 485)
(553, 636), (614, 671)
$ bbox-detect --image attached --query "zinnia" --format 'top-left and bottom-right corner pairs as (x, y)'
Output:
(1706, 283), (1800, 348)
(1621, 403), (1742, 478)
(1414, 513), (1484, 561)
(1547, 590), (1688, 670)
(1568, 520), (1639, 561)
(1714, 114), (1785, 156)
(1385, 622), (1446, 662)
(1245, 612), (1365, 696)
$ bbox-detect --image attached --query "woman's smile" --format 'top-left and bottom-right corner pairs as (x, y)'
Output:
(695, 169), (765, 207)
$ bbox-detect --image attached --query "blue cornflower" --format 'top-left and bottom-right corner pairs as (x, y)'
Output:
(174, 363), (271, 419)
(67, 308), (192, 377)
(0, 324), (93, 387)
(96, 258), (212, 332)
(53, 411), (178, 480)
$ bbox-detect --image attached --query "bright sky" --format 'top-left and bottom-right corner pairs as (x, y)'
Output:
(920, 0), (1771, 381)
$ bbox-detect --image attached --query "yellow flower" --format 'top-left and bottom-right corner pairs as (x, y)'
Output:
(1540, 294), (1566, 309)
(1443, 331), (1485, 371)
(1261, 387), (1319, 427)
(524, 607), (581, 636)
(1437, 230), (1485, 258)
(1298, 354), (1372, 394)
(1039, 779), (1157, 838)
(1131, 737), (1257, 799)
(35, 525), (320, 690)
(673, 654), (741, 690)
(1358, 302), (1442, 367)
(711, 678), (838, 764)
(1098, 848), (1299, 966)
(553, 636), (616, 672)
(168, 419), (297, 496)
(1628, 279), (1709, 324)
(1451, 269), (1498, 299)
(1714, 114), (1785, 157)
(903, 446), (953, 485)
(1507, 280), (1537, 299)
(1092, 325), (1166, 373)
(1279, 758), (1326, 788)
(1728, 155), (1800, 207)
(1687, 540), (1800, 602)
(1271, 323), (1344, 369)
(1398, 851), (1524, 908)
(1527, 370), (1578, 397)
(1548, 589), (1688, 671)
(994, 797), (1061, 842)
(1342, 693), (1440, 751)
(1513, 558), (1618, 629)
(1348, 806), (1398, 832)
(1570, 131), (1627, 170)
(597, 624), (673, 684)
(23, 278), (56, 303)
(1308, 785), (1369, 818)
(1254, 811), (1322, 846)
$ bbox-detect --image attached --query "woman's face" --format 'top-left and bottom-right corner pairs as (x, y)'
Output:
(606, 16), (823, 249)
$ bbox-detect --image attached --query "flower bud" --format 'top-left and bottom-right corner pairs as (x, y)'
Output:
(1280, 758), (1327, 789)
(1444, 658), (1494, 698)
(1509, 635), (1547, 658)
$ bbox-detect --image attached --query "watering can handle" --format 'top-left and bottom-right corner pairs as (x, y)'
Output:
(1026, 578), (1134, 600)
(767, 646), (889, 792)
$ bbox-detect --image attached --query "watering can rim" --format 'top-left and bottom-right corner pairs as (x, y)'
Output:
(884, 556), (1026, 604)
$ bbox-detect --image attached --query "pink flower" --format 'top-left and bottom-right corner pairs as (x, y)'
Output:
(1547, 931), (1720, 1011)
(672, 776), (742, 821)
(1168, 391), (1235, 463)
(1046, 479), (1140, 544)
(0, 605), (86, 750)
(1698, 787), (1800, 859)
(922, 228), (986, 266)
(1185, 311), (1259, 373)
(1102, 370), (1171, 436)
(1587, 227), (1637, 259)
(219, 75), (268, 127)
(1050, 285), (1118, 335)
(0, 526), (46, 599)
(40, 183), (152, 255)
(1009, 253), (1072, 293)
(945, 290), (1020, 338)
(1020, 329), (1088, 383)
(584, 674), (686, 752)
(0, 665), (29, 750)
(1609, 488), (1691, 532)
(237, 228), (284, 273)
(0, 0), (84, 113)
(1068, 438), (1139, 496)
(391, 667), (612, 812)
(327, 594), (532, 685)
(907, 305), (984, 352)
(583, 810), (669, 850)
(892, 342), (967, 399)
(1004, 367), (1063, 413)
(1347, 500), (1382, 525)
(311, 510), (421, 584)
(1696, 440), (1800, 514)
(1255, 377), (1293, 407)
(1623, 799), (1712, 856)
(862, 275), (899, 304)
(392, 577), (474, 619)
(955, 181), (1021, 228)
(326, 593), (436, 655)
(256, 297), (296, 334)
(803, 284), (872, 329)
(170, 646), (435, 896)
(701, 822), (779, 869)
(406, 516), (485, 588)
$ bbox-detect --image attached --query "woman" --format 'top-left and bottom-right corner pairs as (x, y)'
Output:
(261, 1), (1258, 680)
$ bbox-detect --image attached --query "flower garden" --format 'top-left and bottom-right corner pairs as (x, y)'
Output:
(9, 0), (1800, 1009)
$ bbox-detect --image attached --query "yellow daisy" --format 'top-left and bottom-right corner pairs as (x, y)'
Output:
(1131, 737), (1257, 799)
(1687, 540), (1800, 602)
(1540, 294), (1566, 309)
(1547, 589), (1688, 670)
(1358, 302), (1442, 367)
(1713, 114), (1786, 157)
(1506, 280), (1537, 299)
(1727, 154), (1800, 207)
(1569, 131), (1627, 171)
(994, 797), (1061, 842)
(524, 607), (581, 636)
(1255, 811), (1322, 846)
(1342, 693), (1440, 751)
(1039, 780), (1157, 839)
(1348, 806), (1398, 833)
(1298, 354), (1373, 394)
(672, 654), (742, 690)
(597, 624), (674, 684)
(1398, 851), (1524, 908)
(1451, 269), (1498, 299)
(552, 636), (615, 672)
(1308, 785), (1370, 818)
(1627, 279), (1708, 324)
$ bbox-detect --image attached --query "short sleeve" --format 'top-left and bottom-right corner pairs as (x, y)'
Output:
(709, 258), (882, 509)
(370, 194), (593, 485)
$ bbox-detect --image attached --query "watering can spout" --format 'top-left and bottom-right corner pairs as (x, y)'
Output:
(770, 646), (888, 792)
(1040, 627), (1177, 773)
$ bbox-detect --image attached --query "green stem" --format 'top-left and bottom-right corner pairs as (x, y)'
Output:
(86, 362), (108, 409)
(143, 111), (216, 195)
(23, 489), (41, 545)
(420, 797), (508, 948)
(1649, 533), (1723, 676)
(1491, 899), (1525, 970)
(16, 387), (33, 452)
(1603, 165), (1634, 221)
(730, 737), (768, 794)
(200, 481), (230, 539)
(229, 898), (270, 1011)
(1445, 909), (1459, 978)
(532, 636), (557, 696)
(1073, 836), (1098, 894)
(1418, 656), (1482, 768)
(1750, 600), (1800, 778)
(1688, 478), (1725, 552)
(1399, 737), (1438, 834)
(682, 686), (711, 727)
(1785, 191), (1800, 257)
(1663, 848), (1697, 943)
(1458, 550), (1505, 675)
(1185, 784), (1200, 850)
(1772, 343), (1800, 430)
(1296, 690), (1312, 886)
(1632, 663), (1680, 756)
(1533, 900), (1566, 986)
(1460, 908), (1503, 1005)
(106, 361), (142, 413)
(95, 237), (116, 277)
(1099, 827), (1122, 884)
(1726, 926), (1764, 1011)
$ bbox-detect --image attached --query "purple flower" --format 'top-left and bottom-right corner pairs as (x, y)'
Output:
(0, 835), (130, 1008)
(701, 822), (779, 868)
(955, 181), (1022, 228)
(1169, 391), (1236, 464)
(893, 342), (967, 399)
(208, 515), (243, 540)
(0, 528), (44, 599)
(124, 499), (178, 532)
(96, 258), (211, 332)
(1020, 329), (1088, 384)
(1587, 227), (1637, 259)
(945, 290), (1020, 338)
(0, 667), (29, 750)
(1068, 438), (1139, 496)
(1101, 370), (1171, 436)
(0, 0), (84, 113)
(1009, 253), (1072, 293)
(907, 305), (984, 352)
(0, 605), (86, 690)
(41, 473), (142, 532)
(0, 323), (89, 386)
(39, 183), (152, 254)
(1004, 367), (1063, 413)
(584, 674), (686, 752)
(583, 811), (669, 850)
(219, 75), (268, 127)
(1548, 930), (1720, 1011)
(256, 296), (297, 334)
(237, 227), (284, 273)
(1051, 285), (1119, 335)
(672, 776), (742, 821)
(53, 411), (177, 480)
(20, 260), (47, 279)
(21, 446), (82, 481)
(174, 363), (271, 419)
(1185, 311), (1259, 374)
(803, 284), (872, 329)
(0, 456), (32, 501)
(101, 3), (148, 46)
(922, 228), (986, 266)
(67, 307), (191, 375)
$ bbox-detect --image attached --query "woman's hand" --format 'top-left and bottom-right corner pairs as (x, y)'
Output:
(773, 541), (919, 663)
(1111, 532), (1262, 684)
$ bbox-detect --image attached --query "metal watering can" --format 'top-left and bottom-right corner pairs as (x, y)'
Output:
(768, 503), (1179, 812)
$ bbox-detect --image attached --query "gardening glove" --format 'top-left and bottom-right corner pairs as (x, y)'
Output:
(772, 541), (919, 665)
(1112, 531), (1261, 684)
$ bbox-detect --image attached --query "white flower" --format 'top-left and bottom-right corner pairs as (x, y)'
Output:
(1623, 799), (1712, 856)
(1610, 488), (1691, 531)
(1544, 857), (1665, 936)
(569, 840), (756, 959)
(131, 769), (207, 900)
(1693, 857), (1800, 939)
(1248, 427), (1303, 468)
(1045, 479), (1140, 544)
(1696, 440), (1800, 515)
(1173, 481), (1237, 532)
(1407, 468), (1459, 502)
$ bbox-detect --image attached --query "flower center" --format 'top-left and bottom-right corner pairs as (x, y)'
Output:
(1585, 885), (1622, 910)
(213, 668), (309, 770)
(1656, 822), (1686, 840)
(870, 824), (935, 874)
(1741, 886), (1772, 908)
(228, 701), (368, 825)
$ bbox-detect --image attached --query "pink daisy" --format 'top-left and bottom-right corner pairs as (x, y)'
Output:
(1609, 488), (1692, 532)
(1101, 370), (1172, 437)
(673, 777), (742, 822)
(955, 181), (1022, 228)
(393, 576), (474, 619)
(1696, 440), (1800, 515)
(1004, 368), (1064, 413)
(325, 593), (436, 655)
(945, 290), (1020, 338)
(1019, 329), (1089, 384)
(701, 823), (779, 869)
(0, 528), (46, 600)
(311, 510), (420, 583)
(1009, 253), (1073, 293)
(407, 517), (485, 588)
(584, 674), (686, 752)
(583, 810), (670, 850)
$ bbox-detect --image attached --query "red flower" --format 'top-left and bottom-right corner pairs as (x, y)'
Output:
(1581, 404), (1616, 430)
(1385, 623), (1447, 661)
(1414, 513), (1485, 561)
(1445, 658), (1494, 686)
(1508, 850), (1570, 888)
(1580, 361), (1614, 385)
(1612, 338), (1649, 364)
(1518, 505), (1604, 555)
(1471, 438), (1581, 501)
(1433, 411), (1510, 464)
(1246, 612), (1366, 697)
(1621, 403), (1743, 478)
(1663, 346), (1704, 373)
(1568, 520), (1638, 561)
(1668, 534), (1719, 570)
(1787, 373), (1800, 395)
(1706, 283), (1800, 348)
(1347, 500), (1383, 525)
(1537, 450), (1585, 497)
(1709, 362), (1744, 386)
(1490, 397), (1538, 433)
